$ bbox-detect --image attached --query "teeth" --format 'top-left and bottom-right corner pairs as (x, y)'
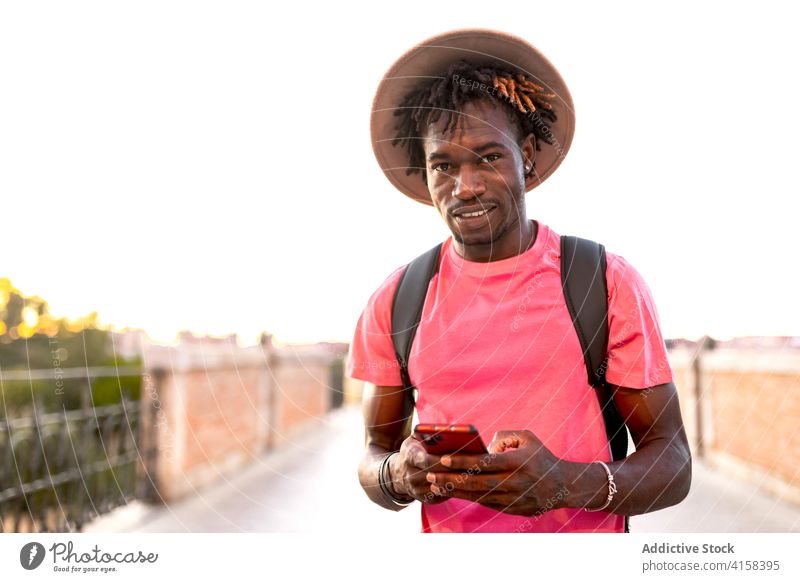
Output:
(459, 209), (488, 218)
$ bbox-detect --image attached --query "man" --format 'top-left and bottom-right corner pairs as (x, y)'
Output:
(348, 29), (691, 533)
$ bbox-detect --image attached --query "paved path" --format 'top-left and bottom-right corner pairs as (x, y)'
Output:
(85, 405), (800, 533)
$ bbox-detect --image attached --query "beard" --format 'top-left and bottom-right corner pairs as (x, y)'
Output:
(451, 216), (510, 247)
(450, 198), (525, 248)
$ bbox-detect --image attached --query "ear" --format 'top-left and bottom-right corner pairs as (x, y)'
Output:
(520, 132), (537, 189)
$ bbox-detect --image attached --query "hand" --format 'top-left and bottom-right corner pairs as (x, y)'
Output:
(424, 430), (569, 516)
(388, 435), (451, 504)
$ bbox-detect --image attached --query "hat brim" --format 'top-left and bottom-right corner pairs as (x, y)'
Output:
(371, 28), (575, 206)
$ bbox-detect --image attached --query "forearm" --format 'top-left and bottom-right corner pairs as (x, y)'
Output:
(358, 444), (410, 512)
(560, 437), (692, 516)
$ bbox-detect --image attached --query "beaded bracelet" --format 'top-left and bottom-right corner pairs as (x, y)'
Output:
(584, 460), (617, 512)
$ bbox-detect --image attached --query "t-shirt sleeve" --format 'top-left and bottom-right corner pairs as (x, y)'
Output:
(604, 253), (674, 389)
(345, 266), (406, 387)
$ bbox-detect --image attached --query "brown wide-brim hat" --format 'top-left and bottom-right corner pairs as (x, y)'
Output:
(371, 28), (575, 206)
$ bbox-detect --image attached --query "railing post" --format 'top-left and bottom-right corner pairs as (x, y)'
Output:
(139, 366), (166, 503)
(692, 335), (715, 460)
(261, 334), (278, 451)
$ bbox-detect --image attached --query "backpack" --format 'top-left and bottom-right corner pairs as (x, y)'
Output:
(389, 234), (631, 532)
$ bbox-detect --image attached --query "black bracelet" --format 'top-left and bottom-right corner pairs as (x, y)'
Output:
(378, 452), (414, 506)
(377, 453), (396, 502)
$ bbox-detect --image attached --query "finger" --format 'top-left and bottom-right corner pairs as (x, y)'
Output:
(459, 490), (526, 508)
(407, 475), (443, 500)
(488, 440), (522, 454)
(409, 452), (458, 472)
(488, 431), (521, 453)
(488, 430), (540, 453)
(407, 443), (442, 470)
(426, 471), (512, 493)
(438, 451), (515, 472)
(408, 467), (437, 488)
(434, 486), (509, 505)
(405, 437), (426, 458)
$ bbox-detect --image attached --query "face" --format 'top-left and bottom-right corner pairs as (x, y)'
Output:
(422, 98), (536, 261)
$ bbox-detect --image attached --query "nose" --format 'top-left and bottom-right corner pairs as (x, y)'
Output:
(452, 165), (486, 200)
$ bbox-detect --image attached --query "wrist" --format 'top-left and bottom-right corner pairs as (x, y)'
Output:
(379, 451), (413, 505)
(386, 452), (408, 496)
(583, 461), (617, 512)
(560, 460), (611, 510)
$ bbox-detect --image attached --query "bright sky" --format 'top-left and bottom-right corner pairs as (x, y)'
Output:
(1, 1), (798, 346)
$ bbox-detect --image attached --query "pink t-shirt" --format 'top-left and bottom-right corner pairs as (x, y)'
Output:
(347, 219), (674, 532)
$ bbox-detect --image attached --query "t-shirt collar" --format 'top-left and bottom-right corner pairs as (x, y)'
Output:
(445, 219), (548, 277)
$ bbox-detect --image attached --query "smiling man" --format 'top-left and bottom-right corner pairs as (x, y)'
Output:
(423, 96), (536, 262)
(348, 29), (691, 533)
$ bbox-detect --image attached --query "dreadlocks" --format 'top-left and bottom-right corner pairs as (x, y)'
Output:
(391, 59), (558, 184)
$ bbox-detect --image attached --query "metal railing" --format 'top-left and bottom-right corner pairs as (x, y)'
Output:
(0, 367), (151, 532)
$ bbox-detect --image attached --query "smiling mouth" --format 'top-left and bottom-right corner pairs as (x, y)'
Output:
(453, 206), (496, 222)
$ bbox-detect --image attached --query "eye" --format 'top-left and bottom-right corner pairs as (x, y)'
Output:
(480, 153), (501, 163)
(432, 162), (450, 172)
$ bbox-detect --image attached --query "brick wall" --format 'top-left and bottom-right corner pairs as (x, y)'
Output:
(269, 351), (332, 447)
(141, 342), (340, 502)
(671, 347), (800, 506)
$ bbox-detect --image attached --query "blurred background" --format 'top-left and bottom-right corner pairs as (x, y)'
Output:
(1, 0), (799, 533)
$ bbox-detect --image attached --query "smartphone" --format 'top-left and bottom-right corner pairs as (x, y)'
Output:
(413, 423), (488, 455)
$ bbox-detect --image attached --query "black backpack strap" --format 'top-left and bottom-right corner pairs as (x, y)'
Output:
(559, 237), (610, 386)
(560, 235), (630, 532)
(390, 242), (444, 412)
